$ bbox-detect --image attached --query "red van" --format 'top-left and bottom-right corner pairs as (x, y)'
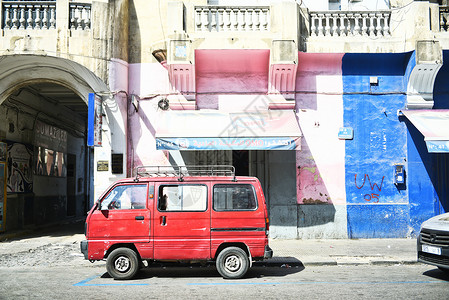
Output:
(81, 166), (273, 280)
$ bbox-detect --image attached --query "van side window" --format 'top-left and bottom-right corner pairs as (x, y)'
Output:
(158, 185), (207, 211)
(213, 184), (257, 211)
(100, 184), (147, 210)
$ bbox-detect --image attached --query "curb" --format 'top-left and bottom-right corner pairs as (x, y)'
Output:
(257, 256), (419, 267)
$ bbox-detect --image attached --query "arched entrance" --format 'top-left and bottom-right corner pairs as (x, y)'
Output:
(0, 55), (116, 232)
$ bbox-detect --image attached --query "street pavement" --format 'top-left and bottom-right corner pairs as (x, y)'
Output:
(0, 220), (419, 267)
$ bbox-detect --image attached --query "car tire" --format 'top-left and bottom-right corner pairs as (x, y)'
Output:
(106, 248), (140, 280)
(216, 247), (249, 279)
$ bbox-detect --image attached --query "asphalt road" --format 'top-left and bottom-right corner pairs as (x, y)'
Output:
(0, 263), (448, 299)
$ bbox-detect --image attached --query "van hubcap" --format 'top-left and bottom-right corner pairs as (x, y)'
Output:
(114, 256), (130, 272)
(224, 255), (241, 272)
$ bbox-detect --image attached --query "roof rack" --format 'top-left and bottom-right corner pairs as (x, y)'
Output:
(135, 165), (236, 181)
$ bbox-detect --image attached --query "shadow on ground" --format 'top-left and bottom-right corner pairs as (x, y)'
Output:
(100, 258), (305, 281)
(423, 268), (449, 282)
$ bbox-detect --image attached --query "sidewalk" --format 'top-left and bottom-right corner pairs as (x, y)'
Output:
(265, 238), (418, 267)
(0, 222), (419, 267)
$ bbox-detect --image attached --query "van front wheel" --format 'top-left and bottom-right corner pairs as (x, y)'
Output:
(216, 247), (249, 279)
(106, 248), (139, 280)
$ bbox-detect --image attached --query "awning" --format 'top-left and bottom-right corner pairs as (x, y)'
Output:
(402, 109), (449, 153)
(155, 110), (302, 150)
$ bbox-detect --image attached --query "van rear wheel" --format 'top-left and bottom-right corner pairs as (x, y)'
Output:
(216, 247), (249, 279)
(106, 248), (139, 280)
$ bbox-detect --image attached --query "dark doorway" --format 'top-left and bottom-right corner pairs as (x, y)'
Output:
(434, 153), (449, 214)
(67, 154), (76, 216)
(232, 150), (249, 176)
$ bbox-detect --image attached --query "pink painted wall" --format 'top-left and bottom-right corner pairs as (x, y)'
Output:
(195, 50), (269, 110)
(126, 51), (346, 206)
(295, 53), (346, 205)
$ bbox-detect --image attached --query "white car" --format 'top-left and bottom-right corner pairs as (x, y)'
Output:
(417, 212), (449, 273)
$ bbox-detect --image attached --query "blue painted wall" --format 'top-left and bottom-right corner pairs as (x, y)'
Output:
(343, 53), (412, 238)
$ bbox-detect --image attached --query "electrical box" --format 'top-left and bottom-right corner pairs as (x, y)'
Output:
(394, 165), (405, 185)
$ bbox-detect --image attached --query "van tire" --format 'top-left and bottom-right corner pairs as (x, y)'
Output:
(216, 247), (249, 279)
(106, 248), (140, 280)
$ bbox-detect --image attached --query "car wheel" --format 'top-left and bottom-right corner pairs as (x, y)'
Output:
(106, 248), (140, 280)
(216, 247), (249, 279)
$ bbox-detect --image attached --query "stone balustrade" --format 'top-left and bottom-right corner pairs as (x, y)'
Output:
(194, 6), (270, 32)
(3, 1), (56, 30)
(69, 3), (91, 30)
(309, 11), (391, 37)
(440, 6), (449, 32)
(2, 1), (91, 31)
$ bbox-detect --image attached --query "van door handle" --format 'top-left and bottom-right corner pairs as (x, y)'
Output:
(135, 216), (144, 220)
(161, 216), (167, 226)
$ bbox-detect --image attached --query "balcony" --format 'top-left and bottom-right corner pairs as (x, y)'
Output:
(194, 6), (270, 32)
(2, 1), (91, 31)
(309, 11), (391, 37)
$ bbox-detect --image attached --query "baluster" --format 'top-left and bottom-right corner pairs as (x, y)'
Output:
(310, 14), (317, 36)
(440, 10), (445, 32)
(261, 8), (268, 30)
(218, 8), (224, 32)
(239, 9), (246, 31)
(382, 13), (390, 36)
(445, 12), (449, 32)
(50, 6), (56, 29)
(253, 9), (260, 31)
(35, 6), (41, 29)
(4, 5), (12, 30)
(27, 6), (33, 29)
(201, 8), (209, 31)
(368, 13), (375, 36)
(339, 14), (346, 36)
(19, 6), (26, 29)
(195, 8), (201, 31)
(353, 13), (360, 36)
(247, 9), (253, 31)
(42, 6), (48, 29)
(84, 7), (91, 30)
(361, 13), (368, 36)
(12, 6), (18, 29)
(324, 13), (331, 36)
(70, 6), (76, 30)
(317, 13), (324, 36)
(210, 8), (217, 32)
(232, 9), (238, 31)
(375, 13), (382, 36)
(346, 13), (353, 36)
(332, 13), (338, 37)
(225, 9), (231, 31)
(80, 6), (86, 30)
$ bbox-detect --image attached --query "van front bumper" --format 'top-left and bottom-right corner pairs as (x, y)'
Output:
(80, 240), (88, 260)
(264, 245), (273, 259)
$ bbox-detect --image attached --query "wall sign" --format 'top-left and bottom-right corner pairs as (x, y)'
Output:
(87, 93), (103, 147)
(97, 160), (109, 172)
(338, 127), (354, 140)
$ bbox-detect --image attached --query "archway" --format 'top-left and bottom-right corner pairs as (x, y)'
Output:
(0, 55), (124, 232)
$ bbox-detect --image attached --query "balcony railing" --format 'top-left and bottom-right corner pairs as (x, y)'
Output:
(3, 1), (56, 30)
(309, 11), (391, 37)
(195, 6), (270, 32)
(2, 1), (91, 31)
(69, 3), (91, 30)
(440, 6), (449, 32)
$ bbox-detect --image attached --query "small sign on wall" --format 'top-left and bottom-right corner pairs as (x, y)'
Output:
(97, 160), (109, 172)
(338, 127), (354, 140)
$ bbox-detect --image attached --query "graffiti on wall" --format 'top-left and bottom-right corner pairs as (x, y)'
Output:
(298, 165), (332, 204)
(354, 174), (385, 203)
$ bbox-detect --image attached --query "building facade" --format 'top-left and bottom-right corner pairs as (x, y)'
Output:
(0, 0), (447, 239)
